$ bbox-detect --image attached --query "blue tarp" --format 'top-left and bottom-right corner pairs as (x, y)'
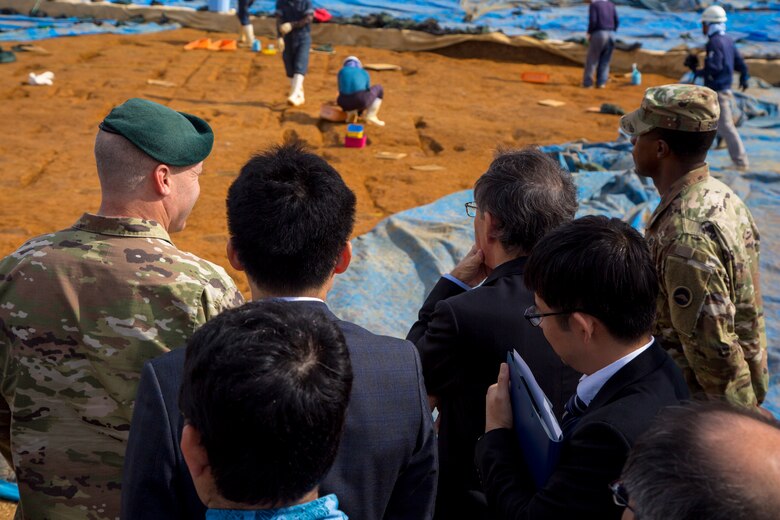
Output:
(0, 15), (179, 41)
(329, 88), (780, 417)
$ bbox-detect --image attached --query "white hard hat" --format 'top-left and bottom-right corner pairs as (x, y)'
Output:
(701, 5), (727, 23)
(343, 56), (362, 67)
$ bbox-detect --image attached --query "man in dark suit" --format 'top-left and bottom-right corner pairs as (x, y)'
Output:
(121, 143), (437, 520)
(476, 216), (689, 519)
(407, 147), (581, 517)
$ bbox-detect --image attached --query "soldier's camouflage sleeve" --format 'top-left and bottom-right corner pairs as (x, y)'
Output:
(655, 233), (766, 407)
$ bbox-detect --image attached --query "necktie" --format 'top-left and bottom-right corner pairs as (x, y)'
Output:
(560, 393), (587, 437)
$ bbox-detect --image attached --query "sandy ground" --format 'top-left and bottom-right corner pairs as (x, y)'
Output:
(0, 26), (676, 515)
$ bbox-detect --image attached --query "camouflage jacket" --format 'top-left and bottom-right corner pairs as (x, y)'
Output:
(0, 214), (244, 520)
(646, 165), (767, 407)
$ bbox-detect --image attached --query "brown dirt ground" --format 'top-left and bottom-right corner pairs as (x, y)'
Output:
(0, 26), (676, 515)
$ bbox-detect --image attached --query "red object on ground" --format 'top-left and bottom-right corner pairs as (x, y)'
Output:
(344, 135), (367, 148)
(314, 8), (332, 22)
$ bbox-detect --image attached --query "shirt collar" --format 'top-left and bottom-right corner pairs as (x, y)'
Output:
(272, 296), (325, 303)
(576, 337), (654, 406)
(72, 213), (172, 242)
(647, 164), (710, 229)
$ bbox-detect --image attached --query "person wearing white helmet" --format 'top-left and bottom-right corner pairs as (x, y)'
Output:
(684, 5), (750, 170)
(336, 56), (386, 127)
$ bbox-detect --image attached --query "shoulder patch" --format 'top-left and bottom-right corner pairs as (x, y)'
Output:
(672, 286), (693, 308)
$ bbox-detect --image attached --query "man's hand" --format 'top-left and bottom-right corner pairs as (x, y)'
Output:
(485, 363), (513, 433)
(740, 74), (750, 92)
(450, 245), (489, 288)
(684, 53), (699, 72)
(276, 37), (285, 52)
(279, 22), (293, 35)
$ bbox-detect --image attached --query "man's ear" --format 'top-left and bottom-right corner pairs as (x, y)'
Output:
(656, 138), (672, 159)
(151, 164), (173, 196)
(570, 312), (596, 345)
(181, 424), (209, 480)
(226, 238), (245, 271)
(334, 241), (352, 275)
(484, 211), (501, 242)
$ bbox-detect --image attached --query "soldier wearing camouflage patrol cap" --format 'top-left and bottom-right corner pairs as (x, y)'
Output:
(621, 84), (769, 412)
(0, 98), (244, 519)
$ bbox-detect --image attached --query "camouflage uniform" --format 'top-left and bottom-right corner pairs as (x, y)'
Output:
(0, 213), (244, 519)
(645, 166), (767, 406)
(620, 84), (767, 407)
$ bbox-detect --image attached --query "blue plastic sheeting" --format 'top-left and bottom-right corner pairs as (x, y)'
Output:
(0, 480), (18, 502)
(0, 15), (180, 42)
(328, 88), (780, 416)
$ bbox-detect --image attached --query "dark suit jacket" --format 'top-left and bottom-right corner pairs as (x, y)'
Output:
(121, 301), (437, 520)
(407, 257), (580, 517)
(474, 341), (689, 519)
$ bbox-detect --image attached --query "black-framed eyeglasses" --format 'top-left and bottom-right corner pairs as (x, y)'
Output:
(609, 480), (635, 512)
(523, 305), (586, 327)
(465, 201), (478, 218)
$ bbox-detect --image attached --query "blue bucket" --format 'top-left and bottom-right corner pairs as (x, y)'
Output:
(207, 0), (230, 12)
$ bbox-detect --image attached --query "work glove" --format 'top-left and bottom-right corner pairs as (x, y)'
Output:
(279, 22), (293, 35)
(277, 37), (285, 53)
(683, 54), (699, 71)
(739, 73), (750, 92)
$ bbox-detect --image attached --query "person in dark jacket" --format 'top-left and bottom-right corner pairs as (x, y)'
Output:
(337, 56), (386, 126)
(684, 5), (750, 170)
(408, 147), (581, 519)
(476, 216), (689, 519)
(583, 0), (618, 88)
(276, 0), (313, 106)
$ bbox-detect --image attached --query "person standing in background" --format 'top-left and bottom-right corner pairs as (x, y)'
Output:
(583, 0), (619, 89)
(236, 0), (255, 47)
(276, 0), (314, 106)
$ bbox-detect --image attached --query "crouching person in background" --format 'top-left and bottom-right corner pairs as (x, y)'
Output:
(179, 300), (353, 519)
(337, 56), (386, 126)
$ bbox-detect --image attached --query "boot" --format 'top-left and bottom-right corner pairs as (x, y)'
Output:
(364, 98), (385, 127)
(287, 73), (305, 107)
(238, 24), (255, 47)
(345, 110), (359, 123)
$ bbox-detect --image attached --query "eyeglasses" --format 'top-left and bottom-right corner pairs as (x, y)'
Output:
(465, 201), (478, 218)
(523, 305), (586, 327)
(609, 480), (635, 512)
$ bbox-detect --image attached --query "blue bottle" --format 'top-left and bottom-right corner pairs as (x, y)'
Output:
(631, 63), (642, 86)
(251, 39), (261, 52)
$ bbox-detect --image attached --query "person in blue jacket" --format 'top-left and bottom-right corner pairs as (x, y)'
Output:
(583, 0), (618, 88)
(685, 5), (750, 170)
(337, 56), (385, 126)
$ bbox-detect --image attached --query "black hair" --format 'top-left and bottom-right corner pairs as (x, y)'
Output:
(653, 128), (717, 160)
(226, 142), (357, 294)
(474, 147), (577, 253)
(621, 401), (780, 520)
(179, 300), (353, 506)
(524, 215), (658, 342)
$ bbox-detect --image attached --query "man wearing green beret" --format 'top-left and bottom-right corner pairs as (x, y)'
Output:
(0, 98), (244, 519)
(621, 84), (769, 412)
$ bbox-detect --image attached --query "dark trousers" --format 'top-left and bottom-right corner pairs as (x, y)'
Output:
(236, 0), (252, 25)
(337, 85), (384, 112)
(282, 31), (311, 77)
(583, 30), (614, 87)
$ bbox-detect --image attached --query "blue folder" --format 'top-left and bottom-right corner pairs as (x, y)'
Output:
(506, 350), (563, 489)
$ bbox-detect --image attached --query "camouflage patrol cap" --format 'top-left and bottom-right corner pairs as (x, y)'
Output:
(620, 84), (720, 136)
(99, 98), (214, 166)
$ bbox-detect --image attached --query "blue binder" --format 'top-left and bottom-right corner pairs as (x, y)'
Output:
(506, 350), (563, 489)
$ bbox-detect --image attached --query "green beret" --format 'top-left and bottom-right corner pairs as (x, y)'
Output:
(99, 98), (214, 166)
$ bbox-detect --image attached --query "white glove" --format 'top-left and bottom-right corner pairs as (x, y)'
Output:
(279, 22), (293, 35)
(28, 71), (54, 86)
(277, 37), (285, 52)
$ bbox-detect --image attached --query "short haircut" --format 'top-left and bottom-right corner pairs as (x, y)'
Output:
(179, 300), (353, 505)
(94, 130), (192, 193)
(653, 128), (717, 160)
(524, 215), (657, 342)
(227, 142), (357, 294)
(621, 401), (780, 520)
(474, 147), (577, 253)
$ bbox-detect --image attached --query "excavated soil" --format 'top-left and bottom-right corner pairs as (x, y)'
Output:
(0, 26), (675, 515)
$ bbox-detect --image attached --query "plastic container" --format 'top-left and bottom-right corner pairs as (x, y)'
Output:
(251, 40), (261, 52)
(346, 124), (364, 138)
(521, 71), (550, 84)
(207, 0), (230, 12)
(345, 135), (367, 148)
(631, 63), (642, 86)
